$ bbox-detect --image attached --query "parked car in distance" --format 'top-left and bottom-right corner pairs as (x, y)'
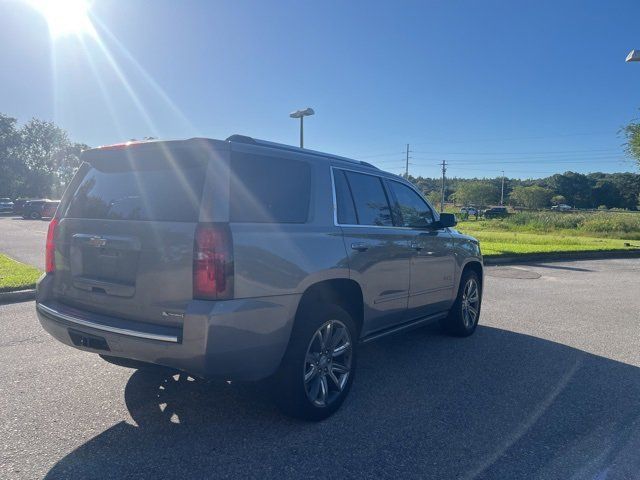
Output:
(460, 206), (478, 216)
(36, 136), (484, 420)
(41, 200), (60, 219)
(551, 204), (572, 211)
(483, 206), (508, 218)
(22, 199), (57, 219)
(0, 198), (14, 213)
(12, 198), (30, 215)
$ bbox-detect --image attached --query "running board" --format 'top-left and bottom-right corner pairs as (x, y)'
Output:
(359, 311), (448, 344)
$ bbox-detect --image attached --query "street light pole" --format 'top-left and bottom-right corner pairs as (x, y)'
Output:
(289, 108), (315, 148)
(299, 116), (304, 149)
(500, 170), (505, 205)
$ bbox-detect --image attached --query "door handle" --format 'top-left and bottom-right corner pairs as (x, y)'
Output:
(409, 241), (423, 251)
(351, 242), (369, 252)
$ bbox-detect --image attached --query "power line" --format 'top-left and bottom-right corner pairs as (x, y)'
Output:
(406, 131), (615, 147)
(408, 157), (629, 166)
(355, 151), (405, 159)
(411, 147), (618, 155)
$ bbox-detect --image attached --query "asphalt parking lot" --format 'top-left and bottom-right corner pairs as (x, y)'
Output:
(0, 215), (47, 268)
(1, 257), (639, 479)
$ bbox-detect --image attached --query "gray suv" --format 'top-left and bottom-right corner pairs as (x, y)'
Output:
(36, 135), (483, 420)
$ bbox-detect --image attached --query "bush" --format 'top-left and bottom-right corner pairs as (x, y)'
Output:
(460, 210), (640, 237)
(579, 213), (640, 234)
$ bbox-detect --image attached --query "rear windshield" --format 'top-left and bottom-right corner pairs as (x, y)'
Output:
(64, 164), (206, 222)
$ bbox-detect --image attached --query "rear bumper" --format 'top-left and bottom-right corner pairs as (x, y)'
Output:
(36, 275), (300, 381)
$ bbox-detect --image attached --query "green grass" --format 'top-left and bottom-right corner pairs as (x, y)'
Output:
(455, 211), (640, 257)
(455, 211), (640, 239)
(457, 228), (638, 257)
(0, 254), (42, 293)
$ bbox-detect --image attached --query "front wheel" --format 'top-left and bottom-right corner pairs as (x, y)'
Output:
(441, 271), (482, 337)
(29, 211), (41, 220)
(273, 304), (357, 421)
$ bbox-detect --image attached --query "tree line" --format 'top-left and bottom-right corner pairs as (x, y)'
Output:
(0, 113), (88, 199)
(410, 171), (640, 210)
(0, 111), (638, 209)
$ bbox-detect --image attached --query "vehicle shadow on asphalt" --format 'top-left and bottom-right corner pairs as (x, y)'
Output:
(44, 325), (640, 479)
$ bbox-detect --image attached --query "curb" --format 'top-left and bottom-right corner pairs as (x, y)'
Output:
(484, 249), (640, 265)
(0, 289), (36, 304)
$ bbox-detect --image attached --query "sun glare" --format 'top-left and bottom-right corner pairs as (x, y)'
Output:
(28, 0), (95, 38)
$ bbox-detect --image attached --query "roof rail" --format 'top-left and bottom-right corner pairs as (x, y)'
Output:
(225, 134), (379, 169)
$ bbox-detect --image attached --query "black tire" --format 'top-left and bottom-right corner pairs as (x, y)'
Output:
(273, 303), (357, 421)
(441, 270), (482, 337)
(29, 211), (41, 220)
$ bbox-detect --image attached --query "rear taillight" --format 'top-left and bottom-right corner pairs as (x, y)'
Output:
(193, 223), (234, 300)
(45, 218), (59, 273)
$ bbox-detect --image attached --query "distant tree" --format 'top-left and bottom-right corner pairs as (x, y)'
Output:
(509, 185), (552, 209)
(425, 190), (440, 209)
(0, 115), (89, 198)
(0, 114), (21, 197)
(56, 142), (89, 194)
(17, 118), (72, 197)
(404, 172), (639, 211)
(590, 180), (623, 210)
(601, 173), (640, 210)
(551, 195), (567, 205)
(623, 122), (640, 168)
(547, 172), (593, 208)
(451, 181), (499, 208)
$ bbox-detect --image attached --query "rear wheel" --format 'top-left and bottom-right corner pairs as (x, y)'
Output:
(29, 210), (41, 220)
(441, 270), (482, 337)
(273, 304), (356, 421)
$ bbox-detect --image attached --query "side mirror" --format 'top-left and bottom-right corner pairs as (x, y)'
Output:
(433, 213), (457, 229)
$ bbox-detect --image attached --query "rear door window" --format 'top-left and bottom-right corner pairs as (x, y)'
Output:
(343, 171), (393, 226)
(64, 165), (206, 222)
(230, 152), (311, 223)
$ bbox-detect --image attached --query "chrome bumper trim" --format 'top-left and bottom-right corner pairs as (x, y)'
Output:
(37, 303), (179, 343)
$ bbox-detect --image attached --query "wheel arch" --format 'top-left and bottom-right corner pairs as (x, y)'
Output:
(295, 278), (364, 337)
(455, 259), (484, 298)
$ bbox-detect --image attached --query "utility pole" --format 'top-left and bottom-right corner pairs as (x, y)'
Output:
(404, 144), (410, 179)
(500, 170), (505, 206)
(440, 160), (447, 213)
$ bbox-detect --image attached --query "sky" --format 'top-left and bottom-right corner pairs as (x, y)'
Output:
(1, 0), (639, 179)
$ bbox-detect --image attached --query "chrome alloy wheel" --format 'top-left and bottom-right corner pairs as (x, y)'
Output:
(303, 319), (353, 407)
(461, 278), (480, 329)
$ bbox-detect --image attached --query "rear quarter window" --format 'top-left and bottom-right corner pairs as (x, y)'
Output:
(229, 152), (311, 223)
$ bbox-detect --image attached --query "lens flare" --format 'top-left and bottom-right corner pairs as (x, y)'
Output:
(28, 0), (95, 38)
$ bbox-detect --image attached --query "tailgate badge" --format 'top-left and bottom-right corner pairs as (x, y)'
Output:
(88, 236), (107, 248)
(162, 311), (184, 319)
